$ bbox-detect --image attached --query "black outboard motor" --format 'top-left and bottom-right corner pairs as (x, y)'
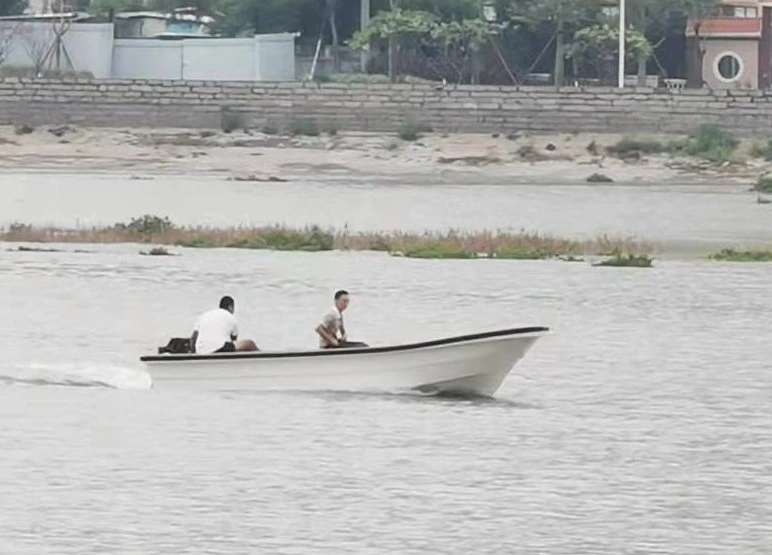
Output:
(158, 337), (192, 355)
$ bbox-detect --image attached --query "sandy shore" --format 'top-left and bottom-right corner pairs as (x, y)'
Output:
(0, 125), (768, 185)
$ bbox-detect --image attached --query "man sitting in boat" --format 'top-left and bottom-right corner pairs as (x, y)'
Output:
(315, 290), (368, 349)
(191, 296), (258, 354)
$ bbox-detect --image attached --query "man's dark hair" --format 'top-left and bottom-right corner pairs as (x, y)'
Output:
(334, 290), (349, 300)
(220, 296), (235, 310)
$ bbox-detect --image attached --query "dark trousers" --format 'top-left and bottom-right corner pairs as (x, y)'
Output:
(327, 340), (368, 349)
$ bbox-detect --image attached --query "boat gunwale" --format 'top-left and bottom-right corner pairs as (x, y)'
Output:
(140, 326), (549, 363)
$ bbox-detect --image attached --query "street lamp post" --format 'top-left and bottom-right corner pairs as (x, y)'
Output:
(361, 0), (370, 72)
(618, 0), (626, 88)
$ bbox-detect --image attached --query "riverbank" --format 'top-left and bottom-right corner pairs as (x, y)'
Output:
(0, 124), (769, 185)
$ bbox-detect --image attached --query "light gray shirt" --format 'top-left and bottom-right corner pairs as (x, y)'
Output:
(319, 306), (345, 347)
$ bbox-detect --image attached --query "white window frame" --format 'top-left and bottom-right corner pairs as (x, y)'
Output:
(714, 51), (745, 83)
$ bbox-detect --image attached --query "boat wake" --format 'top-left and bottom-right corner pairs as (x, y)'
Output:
(0, 362), (151, 390)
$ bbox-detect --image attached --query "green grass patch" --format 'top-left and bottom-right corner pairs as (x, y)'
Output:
(176, 226), (333, 252)
(176, 236), (210, 248)
(401, 246), (477, 259)
(493, 246), (550, 260)
(710, 248), (772, 262)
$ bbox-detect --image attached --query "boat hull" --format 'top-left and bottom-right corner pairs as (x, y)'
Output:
(141, 327), (548, 397)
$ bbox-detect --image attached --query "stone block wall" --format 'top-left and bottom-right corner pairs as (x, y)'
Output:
(1, 78), (772, 136)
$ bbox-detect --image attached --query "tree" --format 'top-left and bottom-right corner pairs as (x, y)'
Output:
(626, 0), (719, 84)
(509, 0), (602, 88)
(22, 28), (50, 76)
(0, 0), (24, 16)
(680, 0), (720, 87)
(433, 18), (496, 84)
(401, 0), (481, 19)
(570, 23), (652, 84)
(350, 7), (438, 81)
(0, 22), (23, 66)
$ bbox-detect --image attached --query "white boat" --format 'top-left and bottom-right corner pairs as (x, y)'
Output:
(140, 327), (549, 397)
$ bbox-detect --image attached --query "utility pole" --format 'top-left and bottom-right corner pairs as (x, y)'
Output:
(360, 0), (370, 72)
(618, 0), (626, 88)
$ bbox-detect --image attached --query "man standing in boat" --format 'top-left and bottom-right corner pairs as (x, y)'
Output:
(315, 290), (368, 349)
(191, 296), (258, 354)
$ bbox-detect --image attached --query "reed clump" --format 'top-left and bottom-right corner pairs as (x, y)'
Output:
(0, 217), (652, 260)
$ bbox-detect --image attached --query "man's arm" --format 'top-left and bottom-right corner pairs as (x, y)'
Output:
(190, 330), (198, 354)
(315, 324), (338, 347)
(231, 319), (238, 341)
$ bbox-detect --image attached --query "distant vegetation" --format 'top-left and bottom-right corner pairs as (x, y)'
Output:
(594, 252), (653, 268)
(677, 124), (738, 163)
(397, 119), (432, 142)
(609, 125), (739, 164)
(140, 247), (175, 256)
(752, 175), (772, 193)
(0, 216), (652, 262)
(0, 65), (93, 80)
(710, 249), (772, 262)
(607, 138), (665, 157)
(220, 109), (247, 134)
(114, 215), (178, 235)
(749, 140), (772, 161)
(289, 118), (321, 137)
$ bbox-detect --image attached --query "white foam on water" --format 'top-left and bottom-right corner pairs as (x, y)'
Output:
(0, 362), (152, 390)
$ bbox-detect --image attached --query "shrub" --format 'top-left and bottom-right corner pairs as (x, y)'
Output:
(710, 248), (772, 262)
(608, 137), (665, 156)
(220, 108), (246, 134)
(753, 175), (772, 193)
(262, 122), (279, 135)
(595, 253), (653, 268)
(253, 226), (333, 251)
(290, 118), (320, 137)
(397, 119), (431, 142)
(141, 247), (174, 256)
(682, 124), (738, 163)
(397, 120), (419, 141)
(117, 215), (177, 235)
(749, 141), (769, 159)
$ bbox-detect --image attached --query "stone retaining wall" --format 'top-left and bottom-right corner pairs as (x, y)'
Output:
(1, 78), (772, 135)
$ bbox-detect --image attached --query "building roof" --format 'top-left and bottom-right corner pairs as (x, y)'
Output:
(115, 11), (215, 24)
(0, 12), (91, 21)
(686, 16), (762, 38)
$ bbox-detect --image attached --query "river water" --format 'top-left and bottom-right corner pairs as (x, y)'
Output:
(3, 173), (772, 247)
(1, 177), (772, 554)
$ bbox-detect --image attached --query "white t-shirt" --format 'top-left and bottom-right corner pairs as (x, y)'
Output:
(194, 308), (238, 354)
(318, 306), (344, 347)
